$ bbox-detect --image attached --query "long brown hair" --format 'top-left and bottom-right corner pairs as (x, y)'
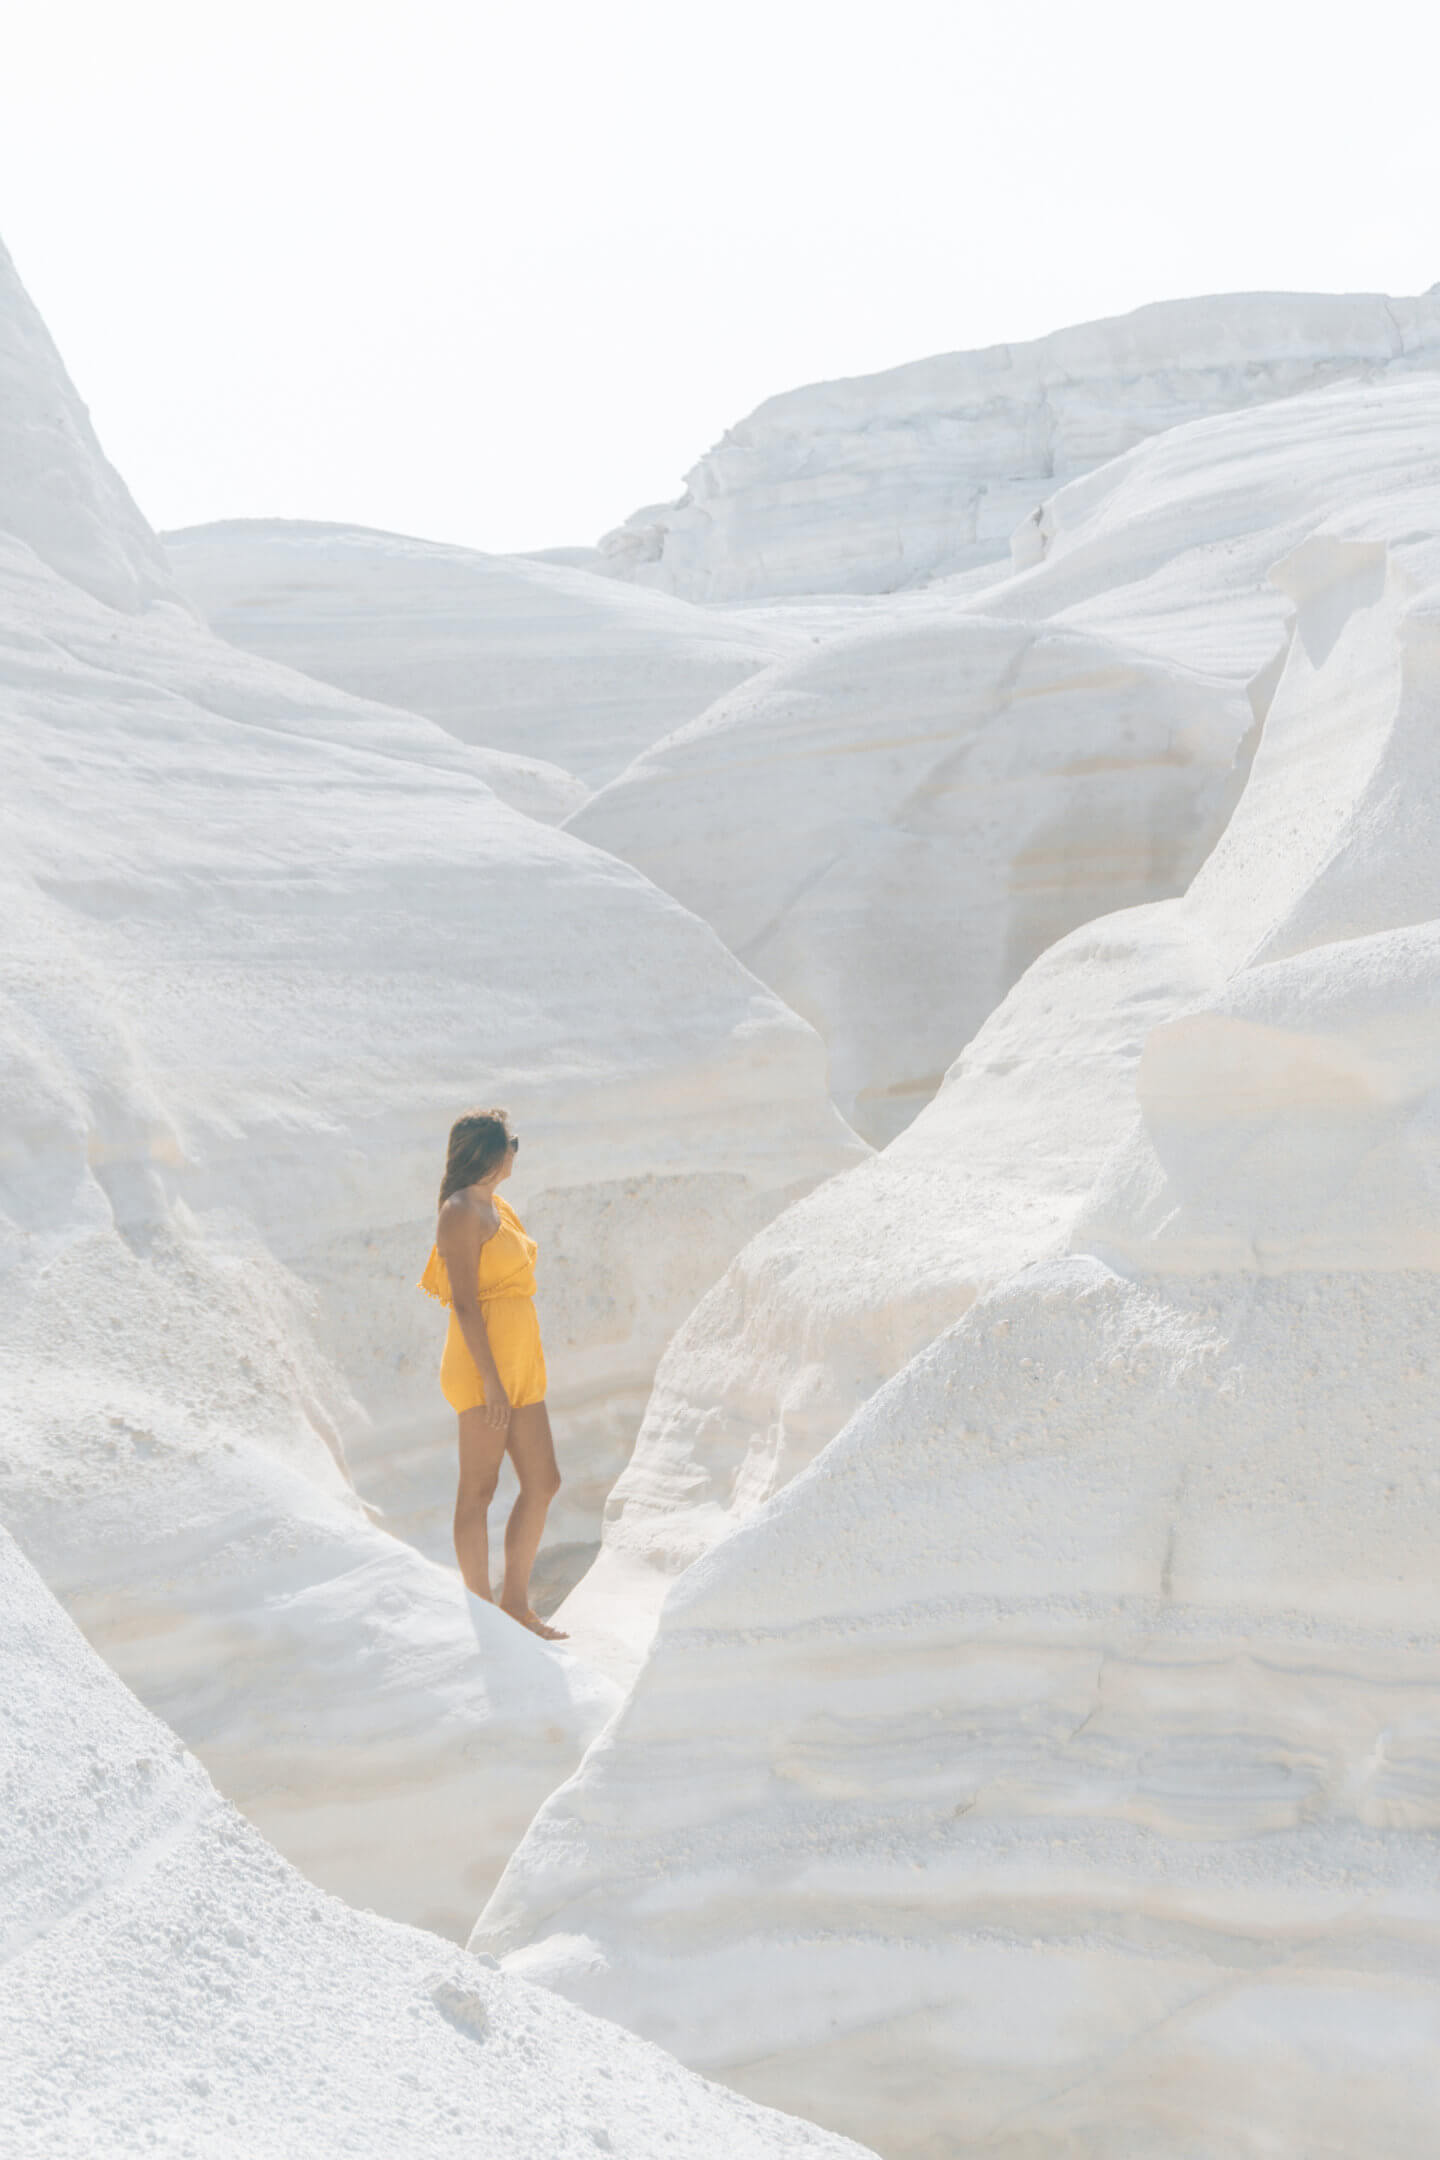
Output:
(438, 1107), (512, 1209)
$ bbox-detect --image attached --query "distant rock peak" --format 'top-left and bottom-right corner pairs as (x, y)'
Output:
(0, 234), (176, 612)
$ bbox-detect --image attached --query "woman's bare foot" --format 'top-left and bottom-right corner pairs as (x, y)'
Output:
(501, 1601), (568, 1641)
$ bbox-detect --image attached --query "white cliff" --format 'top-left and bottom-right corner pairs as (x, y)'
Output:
(560, 376), (1440, 1683)
(0, 1527), (873, 2160)
(571, 600), (1255, 1145)
(165, 516), (807, 793)
(574, 376), (1440, 1146)
(597, 287), (1440, 601)
(18, 215), (1440, 2158)
(0, 239), (174, 612)
(0, 236), (861, 1937)
(480, 433), (1440, 2155)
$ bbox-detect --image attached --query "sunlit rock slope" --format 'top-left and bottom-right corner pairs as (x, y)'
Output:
(482, 452), (1440, 2153)
(572, 602), (1252, 1146)
(557, 377), (1440, 1683)
(0, 232), (861, 1932)
(0, 240), (174, 611)
(575, 378), (1440, 1144)
(0, 1529), (874, 2160)
(165, 517), (805, 791)
(598, 286), (1440, 600)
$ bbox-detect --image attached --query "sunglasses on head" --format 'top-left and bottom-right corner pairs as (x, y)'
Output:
(508, 1135), (520, 1152)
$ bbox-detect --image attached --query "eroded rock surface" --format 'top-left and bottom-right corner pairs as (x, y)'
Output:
(574, 378), (1440, 1145)
(165, 516), (806, 793)
(0, 1529), (874, 2160)
(0, 235), (861, 1933)
(487, 435), (1440, 2155)
(598, 287), (1440, 600)
(561, 378), (1440, 1680)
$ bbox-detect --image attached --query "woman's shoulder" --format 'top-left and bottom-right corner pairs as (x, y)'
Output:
(439, 1189), (501, 1240)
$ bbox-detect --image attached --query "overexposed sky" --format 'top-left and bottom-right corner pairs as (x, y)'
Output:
(3, 0), (1437, 554)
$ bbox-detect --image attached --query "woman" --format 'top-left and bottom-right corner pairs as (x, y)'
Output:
(418, 1107), (566, 1640)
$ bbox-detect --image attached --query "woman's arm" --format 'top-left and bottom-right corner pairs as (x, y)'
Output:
(437, 1200), (512, 1429)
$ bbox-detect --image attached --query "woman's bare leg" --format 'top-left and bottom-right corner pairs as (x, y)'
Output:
(500, 1401), (566, 1638)
(454, 1407), (508, 1599)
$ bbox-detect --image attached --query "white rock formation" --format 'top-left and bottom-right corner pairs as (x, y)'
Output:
(0, 239), (175, 612)
(575, 376), (1440, 1148)
(571, 599), (1256, 1144)
(558, 894), (1217, 1677)
(0, 1527), (873, 2160)
(562, 375), (1440, 1674)
(481, 461), (1440, 2153)
(165, 517), (804, 792)
(598, 287), (1440, 600)
(0, 235), (861, 1931)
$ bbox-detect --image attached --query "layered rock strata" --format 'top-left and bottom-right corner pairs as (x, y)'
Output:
(482, 455), (1440, 2155)
(598, 287), (1440, 600)
(0, 234), (860, 1932)
(0, 1527), (873, 2160)
(560, 377), (1440, 1679)
(575, 377), (1440, 1145)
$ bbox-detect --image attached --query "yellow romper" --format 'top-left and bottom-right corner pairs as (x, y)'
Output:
(418, 1194), (548, 1413)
